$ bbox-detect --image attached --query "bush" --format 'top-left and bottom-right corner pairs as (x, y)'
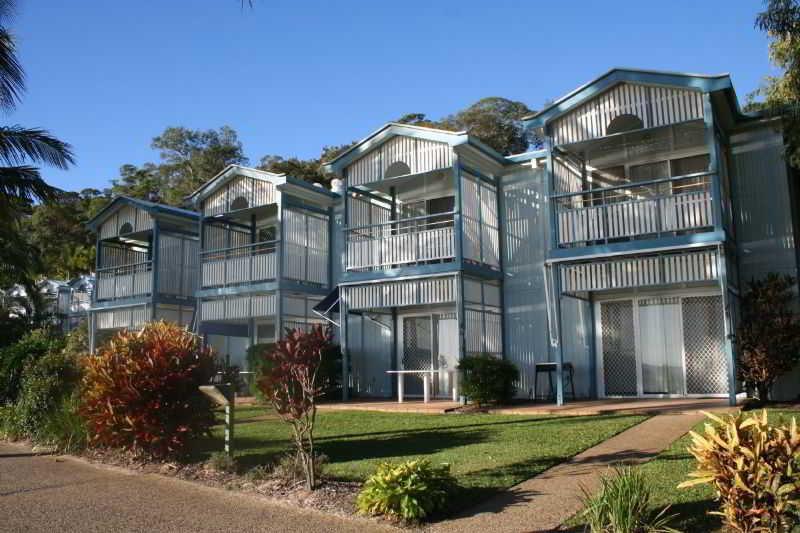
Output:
(81, 321), (215, 458)
(247, 340), (342, 400)
(679, 410), (800, 532)
(13, 348), (83, 445)
(256, 326), (333, 489)
(737, 274), (800, 401)
(357, 459), (458, 521)
(0, 329), (64, 404)
(457, 354), (519, 406)
(581, 466), (678, 533)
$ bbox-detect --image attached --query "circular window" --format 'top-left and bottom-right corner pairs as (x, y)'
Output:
(606, 114), (644, 135)
(230, 196), (249, 210)
(119, 222), (134, 234)
(385, 161), (411, 179)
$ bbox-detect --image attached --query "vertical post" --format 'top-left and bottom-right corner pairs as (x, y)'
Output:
(553, 266), (565, 406)
(224, 394), (235, 456)
(151, 221), (160, 319)
(704, 93), (724, 233)
(397, 373), (404, 404)
(717, 245), (737, 406)
(340, 290), (349, 401)
(423, 373), (430, 404)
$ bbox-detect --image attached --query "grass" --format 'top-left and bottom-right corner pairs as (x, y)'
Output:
(634, 407), (800, 532)
(192, 406), (646, 509)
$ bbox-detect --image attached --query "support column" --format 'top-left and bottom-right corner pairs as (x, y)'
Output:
(553, 266), (565, 406)
(717, 245), (738, 406)
(340, 290), (349, 401)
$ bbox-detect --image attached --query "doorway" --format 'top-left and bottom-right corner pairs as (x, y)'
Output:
(398, 311), (458, 398)
(596, 291), (728, 397)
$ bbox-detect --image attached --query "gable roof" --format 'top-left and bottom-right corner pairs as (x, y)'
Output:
(86, 195), (197, 231)
(187, 164), (338, 206)
(323, 122), (507, 174)
(523, 68), (738, 128)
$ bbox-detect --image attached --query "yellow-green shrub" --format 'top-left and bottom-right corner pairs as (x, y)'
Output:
(679, 410), (800, 532)
(356, 459), (457, 521)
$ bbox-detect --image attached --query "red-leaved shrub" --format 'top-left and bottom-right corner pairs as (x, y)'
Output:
(257, 325), (334, 489)
(81, 321), (215, 458)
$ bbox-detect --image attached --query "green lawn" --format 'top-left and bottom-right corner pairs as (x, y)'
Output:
(193, 406), (645, 508)
(637, 407), (800, 532)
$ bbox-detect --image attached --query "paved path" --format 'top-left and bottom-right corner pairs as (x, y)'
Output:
(0, 442), (395, 533)
(429, 413), (705, 533)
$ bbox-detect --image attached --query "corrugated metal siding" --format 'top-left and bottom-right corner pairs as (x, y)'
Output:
(344, 276), (456, 310)
(463, 277), (503, 356)
(347, 312), (393, 397)
(95, 305), (150, 330)
(203, 176), (277, 217)
(200, 293), (276, 322)
(552, 83), (704, 145)
(158, 234), (199, 297)
(461, 174), (500, 268)
(501, 166), (550, 397)
(345, 136), (453, 187)
(99, 206), (153, 239)
(282, 208), (330, 286)
(560, 249), (719, 293)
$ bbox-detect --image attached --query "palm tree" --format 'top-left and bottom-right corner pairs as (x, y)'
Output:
(0, 0), (73, 220)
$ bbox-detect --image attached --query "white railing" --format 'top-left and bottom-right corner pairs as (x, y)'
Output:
(200, 240), (278, 288)
(555, 172), (714, 247)
(96, 261), (153, 301)
(346, 213), (456, 271)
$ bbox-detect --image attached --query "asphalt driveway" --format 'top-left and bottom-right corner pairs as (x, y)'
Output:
(0, 442), (393, 533)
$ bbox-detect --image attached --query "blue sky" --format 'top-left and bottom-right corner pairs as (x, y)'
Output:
(13, 1), (774, 192)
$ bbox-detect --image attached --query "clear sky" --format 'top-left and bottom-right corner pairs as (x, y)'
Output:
(13, 0), (775, 192)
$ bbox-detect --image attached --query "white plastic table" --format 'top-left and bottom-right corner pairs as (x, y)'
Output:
(386, 370), (458, 403)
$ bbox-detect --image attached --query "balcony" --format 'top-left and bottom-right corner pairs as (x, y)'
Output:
(96, 261), (153, 301)
(345, 212), (456, 272)
(200, 240), (278, 289)
(554, 172), (714, 248)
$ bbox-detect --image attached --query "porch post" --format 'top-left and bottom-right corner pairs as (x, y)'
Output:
(340, 289), (349, 401)
(553, 266), (565, 406)
(150, 220), (160, 320)
(717, 245), (738, 406)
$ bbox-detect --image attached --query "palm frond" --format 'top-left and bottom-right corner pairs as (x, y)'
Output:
(0, 125), (74, 168)
(0, 27), (23, 111)
(0, 164), (61, 210)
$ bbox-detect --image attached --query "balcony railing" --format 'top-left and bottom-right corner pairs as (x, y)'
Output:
(346, 212), (456, 271)
(200, 240), (278, 288)
(554, 172), (714, 248)
(96, 261), (153, 300)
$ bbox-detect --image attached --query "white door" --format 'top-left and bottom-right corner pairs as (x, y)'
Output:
(637, 298), (685, 395)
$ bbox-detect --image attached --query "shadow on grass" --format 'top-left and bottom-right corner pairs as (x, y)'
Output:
(312, 413), (641, 443)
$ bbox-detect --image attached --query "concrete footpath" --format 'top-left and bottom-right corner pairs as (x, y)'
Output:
(0, 441), (395, 533)
(429, 413), (705, 533)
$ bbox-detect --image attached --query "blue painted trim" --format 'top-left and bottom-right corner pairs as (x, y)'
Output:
(86, 195), (197, 231)
(548, 231), (726, 261)
(341, 262), (462, 284)
(523, 68), (733, 128)
(284, 176), (339, 198)
(325, 123), (467, 173)
(453, 157), (464, 270)
(505, 150), (548, 163)
(704, 93), (725, 233)
(282, 197), (331, 216)
(150, 220), (160, 318)
(461, 261), (504, 281)
(196, 281), (279, 299)
(89, 297), (151, 310)
(199, 322), (249, 337)
(279, 280), (330, 295)
(460, 164), (497, 185)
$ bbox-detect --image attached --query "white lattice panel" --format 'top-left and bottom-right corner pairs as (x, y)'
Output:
(682, 295), (728, 394)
